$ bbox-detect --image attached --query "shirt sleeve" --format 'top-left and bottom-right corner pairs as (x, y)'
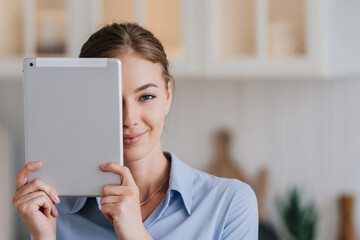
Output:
(221, 183), (259, 240)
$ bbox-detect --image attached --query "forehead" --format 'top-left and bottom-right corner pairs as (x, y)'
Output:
(117, 54), (164, 90)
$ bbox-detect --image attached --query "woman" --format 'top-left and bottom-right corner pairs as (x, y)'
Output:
(13, 23), (258, 239)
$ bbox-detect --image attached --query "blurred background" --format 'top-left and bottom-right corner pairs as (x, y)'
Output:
(1, 0), (360, 239)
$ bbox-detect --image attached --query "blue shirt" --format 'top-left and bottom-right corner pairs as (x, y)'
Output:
(56, 152), (258, 239)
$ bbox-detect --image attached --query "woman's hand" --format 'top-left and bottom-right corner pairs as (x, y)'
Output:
(12, 161), (60, 240)
(99, 163), (152, 240)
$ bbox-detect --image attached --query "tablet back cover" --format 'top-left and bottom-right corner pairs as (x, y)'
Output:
(23, 58), (122, 196)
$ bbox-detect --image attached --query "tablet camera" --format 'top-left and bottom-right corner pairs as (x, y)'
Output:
(30, 63), (33, 67)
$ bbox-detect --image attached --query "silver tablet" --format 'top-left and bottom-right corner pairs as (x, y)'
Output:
(23, 58), (123, 196)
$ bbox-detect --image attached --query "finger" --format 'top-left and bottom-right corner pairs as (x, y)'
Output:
(16, 191), (58, 217)
(101, 185), (137, 198)
(31, 195), (55, 218)
(16, 161), (43, 190)
(99, 163), (136, 187)
(23, 194), (56, 218)
(100, 204), (116, 225)
(15, 191), (58, 217)
(100, 195), (119, 205)
(17, 179), (60, 204)
(100, 195), (129, 206)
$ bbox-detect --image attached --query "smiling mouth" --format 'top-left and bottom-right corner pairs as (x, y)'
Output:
(123, 131), (147, 145)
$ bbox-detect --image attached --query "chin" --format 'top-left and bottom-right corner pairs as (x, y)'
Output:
(123, 147), (148, 162)
(123, 134), (162, 162)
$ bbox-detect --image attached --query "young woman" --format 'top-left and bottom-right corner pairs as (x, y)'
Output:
(13, 23), (258, 240)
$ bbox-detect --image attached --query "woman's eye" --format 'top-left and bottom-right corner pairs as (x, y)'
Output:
(140, 95), (156, 101)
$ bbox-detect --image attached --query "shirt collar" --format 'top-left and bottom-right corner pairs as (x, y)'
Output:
(70, 196), (87, 214)
(70, 152), (193, 215)
(166, 152), (193, 215)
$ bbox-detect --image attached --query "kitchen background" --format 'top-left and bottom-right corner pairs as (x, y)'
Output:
(1, 0), (360, 239)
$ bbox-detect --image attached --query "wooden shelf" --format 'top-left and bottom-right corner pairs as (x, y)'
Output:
(0, 0), (24, 57)
(218, 0), (256, 57)
(268, 0), (306, 58)
(1, 0), (359, 80)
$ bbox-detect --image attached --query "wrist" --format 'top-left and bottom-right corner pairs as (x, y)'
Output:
(119, 228), (152, 240)
(33, 234), (56, 240)
(34, 237), (56, 240)
(141, 229), (153, 240)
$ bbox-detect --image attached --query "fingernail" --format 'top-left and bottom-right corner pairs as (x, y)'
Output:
(34, 161), (42, 167)
(99, 163), (107, 168)
(54, 207), (59, 216)
(54, 194), (60, 204)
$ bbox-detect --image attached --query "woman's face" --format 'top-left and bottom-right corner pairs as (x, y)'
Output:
(119, 53), (172, 161)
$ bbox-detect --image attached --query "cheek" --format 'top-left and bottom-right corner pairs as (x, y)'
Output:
(143, 104), (165, 132)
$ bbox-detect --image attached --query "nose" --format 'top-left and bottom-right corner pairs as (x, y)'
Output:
(123, 100), (138, 128)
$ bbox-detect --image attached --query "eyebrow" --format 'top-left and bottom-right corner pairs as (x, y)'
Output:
(134, 83), (159, 93)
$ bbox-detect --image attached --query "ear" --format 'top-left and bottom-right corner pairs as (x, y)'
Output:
(165, 81), (172, 114)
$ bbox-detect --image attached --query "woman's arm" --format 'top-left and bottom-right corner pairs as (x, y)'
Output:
(99, 163), (153, 240)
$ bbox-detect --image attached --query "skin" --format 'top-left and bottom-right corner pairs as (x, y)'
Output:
(12, 53), (172, 240)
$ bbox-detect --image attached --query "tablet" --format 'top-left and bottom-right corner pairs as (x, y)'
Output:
(23, 58), (123, 196)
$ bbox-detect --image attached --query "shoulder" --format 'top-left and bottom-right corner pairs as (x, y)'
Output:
(167, 152), (257, 213)
(188, 166), (258, 238)
(191, 167), (256, 205)
(189, 170), (259, 239)
(165, 152), (258, 238)
(168, 152), (255, 202)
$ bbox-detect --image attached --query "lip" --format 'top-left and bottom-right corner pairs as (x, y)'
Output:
(123, 131), (147, 145)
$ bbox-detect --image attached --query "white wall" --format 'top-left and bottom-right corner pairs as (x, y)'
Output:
(0, 125), (14, 240)
(162, 77), (360, 240)
(0, 80), (29, 240)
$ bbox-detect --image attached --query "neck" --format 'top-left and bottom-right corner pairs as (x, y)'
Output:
(124, 142), (171, 204)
